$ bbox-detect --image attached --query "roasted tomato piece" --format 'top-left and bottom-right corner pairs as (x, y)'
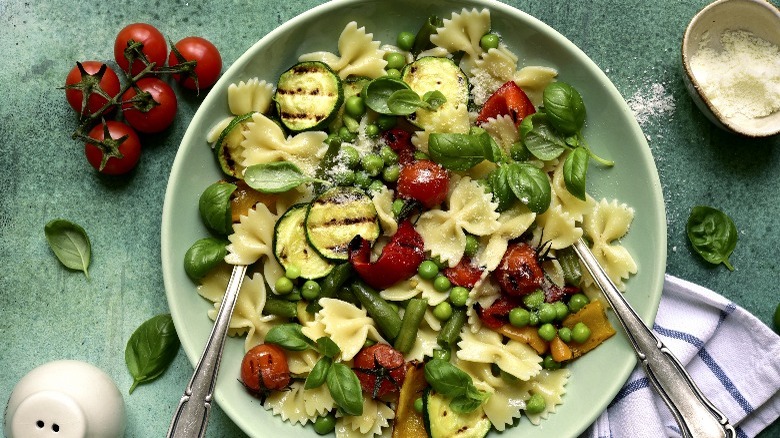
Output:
(493, 242), (544, 296)
(443, 257), (484, 288)
(397, 159), (449, 209)
(240, 343), (291, 397)
(475, 80), (535, 127)
(353, 343), (407, 400)
(381, 128), (415, 164)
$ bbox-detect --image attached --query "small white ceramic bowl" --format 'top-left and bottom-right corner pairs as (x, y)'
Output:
(681, 0), (780, 137)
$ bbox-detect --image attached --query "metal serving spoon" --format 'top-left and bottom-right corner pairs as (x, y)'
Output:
(166, 264), (247, 438)
(573, 238), (736, 438)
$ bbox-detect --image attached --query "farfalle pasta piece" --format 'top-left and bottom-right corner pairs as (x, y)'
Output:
(197, 266), (281, 351)
(430, 8), (491, 65)
(287, 348), (320, 375)
(404, 320), (438, 362)
(476, 203), (536, 271)
(225, 203), (277, 265)
(309, 298), (386, 361)
(470, 45), (520, 105)
(582, 199), (637, 290)
(456, 359), (529, 431)
(240, 112), (328, 176)
(550, 159), (595, 222)
(456, 326), (542, 380)
(465, 273), (500, 332)
(227, 78), (274, 115)
(380, 275), (448, 306)
(534, 204), (582, 250)
(416, 177), (500, 267)
(522, 369), (571, 425)
(480, 114), (519, 155)
(335, 398), (395, 437)
(372, 187), (398, 236)
(514, 65), (559, 106)
(264, 381), (335, 426)
(299, 21), (387, 79)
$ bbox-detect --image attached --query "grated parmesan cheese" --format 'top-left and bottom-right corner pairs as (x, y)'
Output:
(689, 29), (780, 120)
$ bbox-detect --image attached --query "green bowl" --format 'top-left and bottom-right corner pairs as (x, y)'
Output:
(161, 0), (667, 436)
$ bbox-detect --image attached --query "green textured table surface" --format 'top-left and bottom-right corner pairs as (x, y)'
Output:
(1, 0), (778, 437)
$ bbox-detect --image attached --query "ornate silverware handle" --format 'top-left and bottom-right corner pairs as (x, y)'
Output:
(167, 264), (247, 438)
(573, 239), (735, 438)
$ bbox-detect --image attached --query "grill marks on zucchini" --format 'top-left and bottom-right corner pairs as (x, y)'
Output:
(274, 61), (343, 132)
(306, 187), (380, 261)
(273, 204), (334, 279)
(402, 57), (469, 131)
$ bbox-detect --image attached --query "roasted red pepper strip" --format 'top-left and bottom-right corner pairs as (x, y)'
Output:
(475, 80), (536, 127)
(443, 256), (484, 288)
(476, 295), (524, 329)
(349, 220), (425, 289)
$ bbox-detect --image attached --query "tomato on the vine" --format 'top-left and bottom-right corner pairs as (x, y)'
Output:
(65, 61), (121, 116)
(121, 77), (178, 134)
(168, 36), (222, 90)
(114, 23), (168, 76)
(84, 121), (141, 175)
(353, 343), (407, 400)
(240, 343), (291, 396)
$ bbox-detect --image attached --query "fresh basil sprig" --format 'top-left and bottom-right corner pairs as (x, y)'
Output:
(428, 127), (499, 171)
(265, 323), (318, 351)
(326, 362), (364, 416)
(489, 163), (551, 213)
(543, 82), (586, 135)
(362, 77), (410, 114)
(243, 161), (328, 193)
(125, 313), (180, 394)
(199, 181), (236, 235)
(424, 359), (490, 414)
(44, 219), (92, 278)
(183, 237), (228, 281)
(686, 206), (738, 270)
(562, 147), (589, 201)
(387, 89), (447, 115)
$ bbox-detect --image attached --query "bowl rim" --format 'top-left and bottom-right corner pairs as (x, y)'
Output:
(681, 0), (780, 138)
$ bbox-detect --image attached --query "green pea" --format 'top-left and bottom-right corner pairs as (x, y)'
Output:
(509, 307), (531, 328)
(568, 293), (590, 313)
(413, 397), (424, 413)
(417, 260), (439, 280)
(542, 355), (561, 370)
(368, 179), (385, 194)
(380, 146), (399, 165)
(553, 301), (570, 321)
(432, 348), (451, 361)
(558, 327), (572, 343)
(285, 265), (301, 280)
(449, 286), (469, 307)
(571, 322), (592, 343)
(363, 338), (377, 348)
(382, 164), (400, 183)
(480, 33), (500, 51)
(333, 169), (355, 186)
(365, 123), (380, 138)
(464, 234), (479, 257)
(528, 312), (540, 326)
(339, 146), (361, 168)
(384, 52), (406, 71)
(525, 393), (546, 415)
(392, 199), (405, 217)
(537, 303), (556, 324)
(339, 125), (356, 142)
(361, 153), (385, 176)
(313, 414), (337, 435)
(537, 323), (557, 341)
(377, 114), (397, 131)
(433, 301), (453, 321)
(354, 171), (372, 189)
(345, 95), (366, 118)
(397, 31), (415, 51)
(386, 68), (401, 79)
(275, 276), (294, 295)
(301, 280), (321, 300)
(523, 289), (545, 310)
(433, 275), (452, 292)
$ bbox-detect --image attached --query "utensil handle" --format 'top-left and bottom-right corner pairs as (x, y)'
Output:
(166, 265), (247, 438)
(573, 239), (735, 438)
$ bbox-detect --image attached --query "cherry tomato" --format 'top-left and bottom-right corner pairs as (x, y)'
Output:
(65, 61), (121, 116)
(84, 121), (141, 175)
(353, 344), (407, 400)
(121, 77), (178, 133)
(114, 23), (168, 76)
(493, 242), (544, 296)
(168, 36), (222, 90)
(397, 159), (449, 208)
(240, 344), (291, 395)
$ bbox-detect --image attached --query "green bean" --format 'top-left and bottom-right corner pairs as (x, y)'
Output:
(351, 281), (402, 341)
(437, 307), (467, 348)
(557, 246), (582, 286)
(320, 263), (353, 298)
(263, 297), (298, 318)
(394, 298), (428, 354)
(411, 15), (443, 56)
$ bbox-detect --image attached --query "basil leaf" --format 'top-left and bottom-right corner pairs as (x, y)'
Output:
(507, 163), (551, 213)
(326, 362), (364, 416)
(125, 313), (180, 394)
(686, 206), (738, 270)
(304, 356), (332, 389)
(244, 161), (325, 193)
(424, 359), (470, 398)
(198, 181), (236, 235)
(265, 323), (317, 351)
(428, 131), (490, 171)
(422, 90), (447, 110)
(543, 81), (586, 135)
(563, 147), (589, 201)
(387, 89), (423, 115)
(363, 77), (411, 114)
(521, 113), (568, 161)
(489, 166), (515, 212)
(316, 336), (341, 359)
(183, 237), (228, 281)
(44, 219), (91, 278)
(449, 394), (483, 413)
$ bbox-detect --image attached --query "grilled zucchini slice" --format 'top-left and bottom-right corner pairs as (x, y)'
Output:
(274, 61), (343, 132)
(401, 57), (469, 131)
(305, 186), (380, 261)
(273, 204), (334, 279)
(423, 389), (491, 438)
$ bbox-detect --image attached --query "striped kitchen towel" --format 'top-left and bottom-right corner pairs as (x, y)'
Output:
(585, 274), (780, 438)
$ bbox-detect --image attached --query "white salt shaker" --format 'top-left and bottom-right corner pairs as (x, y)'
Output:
(4, 360), (126, 438)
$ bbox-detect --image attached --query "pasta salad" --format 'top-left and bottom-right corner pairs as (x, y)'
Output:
(185, 7), (637, 438)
